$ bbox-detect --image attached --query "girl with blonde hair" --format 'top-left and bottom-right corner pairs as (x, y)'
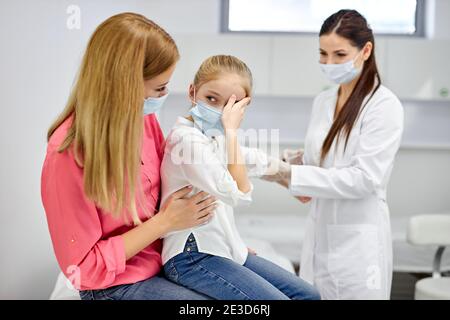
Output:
(161, 55), (320, 300)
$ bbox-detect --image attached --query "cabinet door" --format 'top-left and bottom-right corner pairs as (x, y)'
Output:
(384, 39), (450, 100)
(169, 34), (271, 95)
(271, 36), (331, 97)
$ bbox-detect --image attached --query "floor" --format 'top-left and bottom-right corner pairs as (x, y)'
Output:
(391, 272), (428, 300)
(293, 261), (434, 300)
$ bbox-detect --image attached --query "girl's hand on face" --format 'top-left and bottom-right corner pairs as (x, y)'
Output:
(221, 95), (251, 132)
(159, 186), (217, 233)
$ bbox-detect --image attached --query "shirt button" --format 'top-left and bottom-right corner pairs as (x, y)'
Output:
(186, 247), (191, 252)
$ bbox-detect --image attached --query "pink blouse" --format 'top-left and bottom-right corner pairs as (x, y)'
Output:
(41, 114), (165, 290)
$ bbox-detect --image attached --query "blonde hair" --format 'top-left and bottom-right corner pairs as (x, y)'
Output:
(193, 55), (253, 95)
(47, 13), (179, 225)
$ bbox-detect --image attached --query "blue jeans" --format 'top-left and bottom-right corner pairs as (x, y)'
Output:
(79, 273), (211, 300)
(163, 234), (321, 300)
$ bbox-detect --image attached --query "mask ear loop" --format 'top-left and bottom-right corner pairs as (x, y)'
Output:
(190, 86), (197, 106)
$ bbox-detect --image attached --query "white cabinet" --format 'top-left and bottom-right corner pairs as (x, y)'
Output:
(271, 36), (331, 97)
(384, 39), (450, 100)
(169, 34), (271, 95)
(170, 34), (449, 101)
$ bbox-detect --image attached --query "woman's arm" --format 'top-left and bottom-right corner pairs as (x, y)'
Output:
(42, 151), (216, 289)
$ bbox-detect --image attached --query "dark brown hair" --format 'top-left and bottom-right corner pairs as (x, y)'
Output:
(319, 9), (381, 165)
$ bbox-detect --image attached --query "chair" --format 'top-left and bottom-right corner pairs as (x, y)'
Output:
(407, 214), (450, 300)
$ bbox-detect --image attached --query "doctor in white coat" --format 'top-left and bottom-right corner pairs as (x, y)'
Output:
(283, 10), (404, 299)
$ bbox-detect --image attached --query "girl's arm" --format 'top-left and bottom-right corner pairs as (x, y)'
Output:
(222, 95), (252, 193)
(226, 130), (251, 193)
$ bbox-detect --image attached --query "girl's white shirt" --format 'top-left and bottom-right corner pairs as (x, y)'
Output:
(160, 116), (271, 265)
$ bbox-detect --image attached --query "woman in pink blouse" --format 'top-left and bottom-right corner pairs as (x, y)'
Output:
(41, 13), (216, 300)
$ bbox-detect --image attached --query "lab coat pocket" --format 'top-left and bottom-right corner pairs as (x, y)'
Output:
(327, 224), (381, 298)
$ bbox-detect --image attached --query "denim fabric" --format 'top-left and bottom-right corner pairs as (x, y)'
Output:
(79, 272), (210, 300)
(163, 233), (321, 300)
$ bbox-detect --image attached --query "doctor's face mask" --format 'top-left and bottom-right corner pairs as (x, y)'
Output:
(319, 50), (363, 84)
(318, 33), (368, 85)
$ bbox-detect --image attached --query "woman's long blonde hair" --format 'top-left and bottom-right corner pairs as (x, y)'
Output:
(47, 13), (179, 225)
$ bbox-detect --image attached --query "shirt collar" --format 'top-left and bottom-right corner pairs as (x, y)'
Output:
(174, 116), (195, 128)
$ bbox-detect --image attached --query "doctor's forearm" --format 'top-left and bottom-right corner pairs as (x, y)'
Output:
(290, 165), (375, 199)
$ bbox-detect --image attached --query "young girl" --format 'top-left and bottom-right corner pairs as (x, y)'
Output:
(160, 55), (320, 300)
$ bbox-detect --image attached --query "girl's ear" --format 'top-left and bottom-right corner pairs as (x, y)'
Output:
(188, 84), (195, 104)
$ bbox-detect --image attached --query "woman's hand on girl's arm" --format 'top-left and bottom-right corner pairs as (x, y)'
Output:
(158, 187), (217, 232)
(122, 186), (216, 260)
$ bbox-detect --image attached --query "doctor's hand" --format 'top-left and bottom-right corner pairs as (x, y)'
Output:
(158, 186), (217, 233)
(221, 95), (251, 132)
(260, 156), (291, 184)
(282, 148), (304, 165)
(296, 196), (312, 204)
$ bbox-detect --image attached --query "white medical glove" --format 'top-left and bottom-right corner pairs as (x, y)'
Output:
(260, 156), (291, 184)
(281, 148), (304, 165)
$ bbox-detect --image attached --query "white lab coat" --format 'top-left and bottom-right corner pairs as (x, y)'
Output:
(290, 85), (404, 300)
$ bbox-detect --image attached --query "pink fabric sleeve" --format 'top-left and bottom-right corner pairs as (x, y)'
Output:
(41, 146), (127, 290)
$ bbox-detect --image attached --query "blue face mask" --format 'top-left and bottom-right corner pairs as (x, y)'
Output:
(143, 93), (169, 115)
(189, 100), (224, 136)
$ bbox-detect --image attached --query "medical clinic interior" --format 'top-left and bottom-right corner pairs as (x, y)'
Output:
(1, 0), (449, 301)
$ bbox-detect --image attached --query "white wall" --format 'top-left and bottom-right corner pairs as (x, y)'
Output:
(431, 0), (450, 39)
(0, 0), (449, 299)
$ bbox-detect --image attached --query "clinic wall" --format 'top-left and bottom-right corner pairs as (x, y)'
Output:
(432, 0), (450, 39)
(0, 0), (449, 299)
